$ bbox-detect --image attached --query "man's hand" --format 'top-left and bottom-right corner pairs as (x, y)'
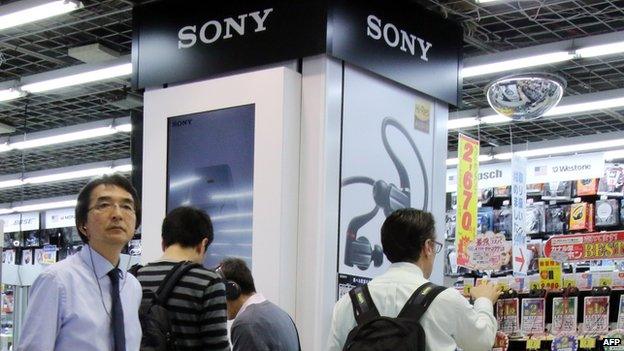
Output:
(470, 281), (501, 304)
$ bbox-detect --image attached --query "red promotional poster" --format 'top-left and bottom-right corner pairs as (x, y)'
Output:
(544, 231), (624, 262)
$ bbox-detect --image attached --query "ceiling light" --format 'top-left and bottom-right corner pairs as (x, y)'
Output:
(0, 0), (83, 31)
(13, 200), (77, 213)
(0, 179), (24, 189)
(114, 123), (132, 132)
(576, 41), (624, 58)
(12, 126), (116, 150)
(481, 115), (512, 124)
(21, 62), (132, 93)
(26, 167), (114, 184)
(604, 149), (624, 161)
(544, 96), (624, 117)
(494, 139), (624, 160)
(447, 118), (480, 130)
(462, 52), (573, 78)
(0, 88), (25, 102)
(113, 164), (132, 173)
(446, 155), (494, 166)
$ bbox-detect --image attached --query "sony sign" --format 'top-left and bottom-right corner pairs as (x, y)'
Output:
(366, 15), (433, 61)
(178, 8), (274, 49)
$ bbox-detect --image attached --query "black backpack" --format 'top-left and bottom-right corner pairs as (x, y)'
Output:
(343, 282), (446, 351)
(130, 261), (201, 351)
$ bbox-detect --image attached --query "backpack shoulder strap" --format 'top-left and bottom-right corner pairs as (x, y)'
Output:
(349, 284), (380, 325)
(398, 282), (447, 320)
(128, 263), (143, 277)
(153, 261), (202, 305)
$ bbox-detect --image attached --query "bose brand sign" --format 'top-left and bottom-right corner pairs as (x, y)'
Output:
(366, 15), (432, 61)
(178, 9), (274, 49)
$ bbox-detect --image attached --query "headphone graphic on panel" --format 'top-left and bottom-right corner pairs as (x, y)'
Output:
(216, 266), (241, 300)
(342, 117), (429, 271)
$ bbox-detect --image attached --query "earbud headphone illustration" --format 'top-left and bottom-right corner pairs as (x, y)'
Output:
(343, 117), (429, 270)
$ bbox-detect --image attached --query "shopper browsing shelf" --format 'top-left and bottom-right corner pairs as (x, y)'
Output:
(327, 208), (501, 351)
(17, 174), (143, 351)
(217, 258), (300, 351)
(134, 206), (230, 351)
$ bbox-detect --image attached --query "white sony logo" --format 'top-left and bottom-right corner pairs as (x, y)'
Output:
(178, 8), (274, 49)
(366, 14), (433, 61)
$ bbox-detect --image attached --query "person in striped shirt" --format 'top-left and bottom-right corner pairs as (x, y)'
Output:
(135, 206), (230, 351)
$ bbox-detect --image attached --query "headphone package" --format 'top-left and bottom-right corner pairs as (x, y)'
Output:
(494, 186), (511, 198)
(525, 202), (546, 235)
(477, 207), (495, 234)
(569, 202), (595, 232)
(543, 181), (572, 200)
(576, 178), (599, 196)
(494, 206), (513, 239)
(545, 204), (570, 234)
(526, 183), (545, 196)
(598, 164), (624, 195)
(445, 209), (456, 240)
(595, 199), (620, 228)
(479, 188), (494, 204)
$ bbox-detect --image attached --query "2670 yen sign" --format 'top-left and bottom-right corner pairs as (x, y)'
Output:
(456, 134), (479, 267)
(460, 141), (475, 232)
(544, 231), (624, 262)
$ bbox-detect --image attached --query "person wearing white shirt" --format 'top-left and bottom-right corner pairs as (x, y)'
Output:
(327, 208), (501, 351)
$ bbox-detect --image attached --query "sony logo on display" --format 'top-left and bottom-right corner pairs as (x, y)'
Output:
(171, 119), (192, 127)
(366, 15), (433, 61)
(178, 8), (274, 49)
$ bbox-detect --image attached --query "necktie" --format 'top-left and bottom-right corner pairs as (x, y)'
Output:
(108, 268), (126, 351)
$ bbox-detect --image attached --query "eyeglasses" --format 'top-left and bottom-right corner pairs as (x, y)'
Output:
(432, 240), (443, 254)
(88, 201), (136, 215)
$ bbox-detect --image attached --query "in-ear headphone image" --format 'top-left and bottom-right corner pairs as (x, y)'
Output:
(342, 117), (429, 271)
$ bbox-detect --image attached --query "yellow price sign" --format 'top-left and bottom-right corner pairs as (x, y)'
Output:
(538, 258), (563, 290)
(599, 276), (613, 287)
(526, 338), (541, 350)
(463, 283), (473, 296)
(579, 337), (596, 349)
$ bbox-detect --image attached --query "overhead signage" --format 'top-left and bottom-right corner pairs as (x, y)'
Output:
(446, 152), (606, 192)
(456, 134), (479, 267)
(511, 155), (528, 274)
(0, 212), (40, 233)
(44, 207), (76, 229)
(133, 0), (462, 105)
(544, 231), (624, 262)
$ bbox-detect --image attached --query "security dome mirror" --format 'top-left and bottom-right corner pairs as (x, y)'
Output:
(485, 73), (566, 121)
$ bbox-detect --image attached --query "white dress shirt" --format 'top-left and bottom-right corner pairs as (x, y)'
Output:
(327, 262), (497, 351)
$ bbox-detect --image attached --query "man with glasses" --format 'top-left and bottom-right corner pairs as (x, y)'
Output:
(18, 174), (143, 351)
(134, 206), (230, 351)
(327, 208), (501, 351)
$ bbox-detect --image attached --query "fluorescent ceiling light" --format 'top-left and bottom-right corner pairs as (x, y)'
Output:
(494, 138), (624, 160)
(113, 164), (132, 173)
(576, 41), (624, 58)
(446, 155), (494, 166)
(26, 167), (113, 184)
(544, 96), (624, 117)
(480, 115), (512, 124)
(114, 123), (132, 132)
(21, 62), (132, 93)
(0, 88), (25, 102)
(211, 212), (253, 221)
(13, 200), (77, 213)
(447, 118), (480, 130)
(0, 0), (83, 31)
(604, 149), (624, 161)
(462, 52), (573, 78)
(12, 126), (116, 150)
(211, 191), (253, 200)
(0, 179), (24, 189)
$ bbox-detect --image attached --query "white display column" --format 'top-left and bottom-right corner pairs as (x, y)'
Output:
(296, 55), (449, 349)
(141, 66), (301, 313)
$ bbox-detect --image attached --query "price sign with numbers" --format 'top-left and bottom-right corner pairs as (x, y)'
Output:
(455, 134), (479, 268)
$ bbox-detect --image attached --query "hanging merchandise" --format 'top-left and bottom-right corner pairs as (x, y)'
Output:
(569, 202), (593, 232)
(545, 205), (570, 234)
(445, 209), (457, 240)
(480, 188), (495, 204)
(527, 183), (545, 196)
(599, 164), (624, 196)
(550, 335), (578, 351)
(582, 296), (610, 335)
(495, 186), (512, 198)
(495, 205), (513, 239)
(595, 199), (621, 228)
(576, 178), (599, 196)
(521, 298), (546, 336)
(543, 181), (572, 201)
(525, 202), (546, 235)
(478, 207), (495, 234)
(497, 298), (520, 336)
(551, 296), (578, 335)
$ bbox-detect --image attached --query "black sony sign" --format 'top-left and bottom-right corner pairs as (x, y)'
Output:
(132, 0), (326, 89)
(327, 0), (462, 105)
(133, 0), (462, 105)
